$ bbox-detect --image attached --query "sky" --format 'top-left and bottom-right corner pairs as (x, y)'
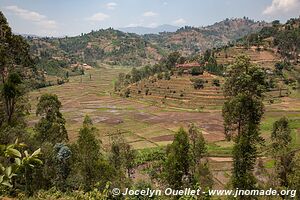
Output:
(1, 0), (300, 36)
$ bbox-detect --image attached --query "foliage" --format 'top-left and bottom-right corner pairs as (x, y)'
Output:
(271, 117), (294, 188)
(190, 67), (204, 76)
(0, 140), (42, 191)
(109, 131), (136, 178)
(240, 17), (300, 62)
(35, 94), (68, 144)
(53, 143), (72, 191)
(74, 115), (102, 190)
(188, 123), (207, 175)
(163, 126), (212, 194)
(191, 78), (205, 89)
(212, 79), (220, 87)
(115, 52), (183, 92)
(164, 127), (190, 189)
(222, 55), (266, 196)
(288, 154), (300, 200)
(135, 147), (166, 166)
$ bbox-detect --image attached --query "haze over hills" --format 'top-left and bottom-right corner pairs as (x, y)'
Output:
(119, 24), (179, 35)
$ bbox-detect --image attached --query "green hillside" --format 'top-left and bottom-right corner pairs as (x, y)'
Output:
(25, 18), (268, 78)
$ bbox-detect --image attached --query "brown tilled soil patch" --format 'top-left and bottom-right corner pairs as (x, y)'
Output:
(151, 134), (174, 142)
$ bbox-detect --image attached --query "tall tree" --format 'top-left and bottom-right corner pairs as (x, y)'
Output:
(76, 115), (102, 190)
(188, 123), (206, 175)
(35, 94), (68, 144)
(0, 12), (33, 144)
(2, 73), (22, 124)
(164, 127), (190, 189)
(288, 153), (300, 200)
(271, 117), (294, 188)
(222, 55), (266, 196)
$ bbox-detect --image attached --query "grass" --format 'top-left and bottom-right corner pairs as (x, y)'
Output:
(264, 159), (275, 169)
(207, 143), (233, 157)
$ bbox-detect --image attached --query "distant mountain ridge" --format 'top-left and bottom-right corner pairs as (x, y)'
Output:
(26, 18), (270, 76)
(119, 24), (179, 35)
(143, 18), (270, 55)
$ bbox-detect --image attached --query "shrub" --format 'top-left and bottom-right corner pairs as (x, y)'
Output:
(190, 67), (204, 76)
(164, 72), (171, 80)
(145, 88), (149, 95)
(191, 78), (205, 89)
(157, 73), (163, 80)
(177, 68), (184, 76)
(212, 79), (220, 87)
(124, 88), (130, 98)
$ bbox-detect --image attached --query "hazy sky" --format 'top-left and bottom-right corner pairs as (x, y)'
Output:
(1, 0), (300, 36)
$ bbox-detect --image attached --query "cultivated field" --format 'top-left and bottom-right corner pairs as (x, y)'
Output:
(27, 65), (300, 188)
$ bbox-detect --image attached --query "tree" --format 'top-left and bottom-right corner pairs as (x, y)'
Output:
(131, 67), (141, 83)
(109, 132), (136, 178)
(288, 153), (300, 199)
(35, 94), (68, 144)
(76, 115), (102, 190)
(0, 12), (34, 144)
(271, 117), (293, 188)
(188, 123), (206, 175)
(2, 73), (22, 124)
(222, 55), (266, 196)
(53, 143), (72, 191)
(166, 51), (181, 69)
(164, 127), (190, 189)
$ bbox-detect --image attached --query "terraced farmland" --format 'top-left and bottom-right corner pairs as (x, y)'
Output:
(128, 72), (225, 110)
(216, 46), (281, 68)
(28, 67), (225, 150)
(26, 65), (300, 188)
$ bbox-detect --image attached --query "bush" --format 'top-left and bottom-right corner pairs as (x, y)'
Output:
(124, 88), (130, 98)
(164, 72), (171, 80)
(157, 73), (163, 80)
(190, 67), (204, 76)
(191, 78), (205, 89)
(145, 88), (149, 95)
(177, 68), (184, 76)
(212, 79), (220, 87)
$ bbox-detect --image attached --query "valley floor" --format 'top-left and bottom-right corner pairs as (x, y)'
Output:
(27, 65), (300, 188)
